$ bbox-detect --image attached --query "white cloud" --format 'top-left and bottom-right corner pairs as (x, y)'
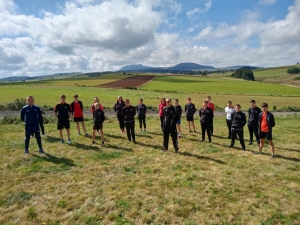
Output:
(259, 0), (276, 5)
(186, 0), (212, 18)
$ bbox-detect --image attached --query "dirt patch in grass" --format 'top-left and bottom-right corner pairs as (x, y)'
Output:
(99, 75), (156, 88)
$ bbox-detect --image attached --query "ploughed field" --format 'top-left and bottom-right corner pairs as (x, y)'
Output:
(99, 75), (156, 88)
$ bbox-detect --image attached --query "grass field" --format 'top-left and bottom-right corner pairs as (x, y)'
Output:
(1, 74), (300, 111)
(0, 115), (299, 224)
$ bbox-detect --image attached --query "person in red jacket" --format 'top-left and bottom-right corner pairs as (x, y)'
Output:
(206, 96), (215, 136)
(71, 94), (88, 136)
(158, 98), (166, 131)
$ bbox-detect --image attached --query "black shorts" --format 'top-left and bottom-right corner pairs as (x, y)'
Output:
(57, 120), (70, 130)
(74, 116), (84, 122)
(260, 131), (272, 140)
(186, 116), (194, 122)
(93, 124), (103, 130)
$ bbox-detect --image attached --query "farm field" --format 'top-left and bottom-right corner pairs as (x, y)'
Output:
(141, 76), (300, 96)
(0, 74), (300, 111)
(0, 115), (299, 224)
(100, 75), (156, 88)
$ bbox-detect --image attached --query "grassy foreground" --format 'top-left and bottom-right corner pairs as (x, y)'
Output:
(0, 115), (299, 225)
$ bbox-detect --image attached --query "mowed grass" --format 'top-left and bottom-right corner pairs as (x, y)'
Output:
(0, 115), (299, 224)
(254, 65), (300, 78)
(141, 76), (300, 96)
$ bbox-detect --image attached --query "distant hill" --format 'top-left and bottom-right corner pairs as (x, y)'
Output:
(226, 66), (262, 70)
(119, 62), (215, 72)
(119, 64), (154, 71)
(0, 72), (82, 82)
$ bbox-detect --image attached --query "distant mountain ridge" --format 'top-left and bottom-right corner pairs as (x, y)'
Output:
(119, 62), (215, 72)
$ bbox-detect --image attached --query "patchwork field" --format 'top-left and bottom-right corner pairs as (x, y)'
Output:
(100, 75), (156, 88)
(0, 114), (299, 225)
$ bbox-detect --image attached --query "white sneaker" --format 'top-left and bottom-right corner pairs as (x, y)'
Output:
(67, 140), (72, 144)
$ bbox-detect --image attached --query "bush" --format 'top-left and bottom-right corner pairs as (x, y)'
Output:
(287, 67), (300, 74)
(6, 98), (27, 111)
(231, 69), (255, 81)
(1, 115), (22, 124)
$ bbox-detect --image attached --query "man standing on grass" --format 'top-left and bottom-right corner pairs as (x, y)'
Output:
(54, 95), (72, 144)
(163, 98), (180, 153)
(229, 104), (246, 150)
(71, 94), (88, 136)
(248, 100), (261, 146)
(184, 97), (196, 133)
(199, 100), (214, 143)
(20, 96), (44, 154)
(206, 96), (215, 136)
(256, 103), (276, 158)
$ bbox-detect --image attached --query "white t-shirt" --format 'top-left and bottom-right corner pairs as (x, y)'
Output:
(225, 107), (235, 120)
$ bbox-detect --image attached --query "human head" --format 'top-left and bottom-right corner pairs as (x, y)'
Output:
(94, 102), (100, 109)
(139, 98), (143, 104)
(166, 98), (172, 107)
(94, 97), (99, 103)
(161, 98), (166, 104)
(174, 99), (179, 106)
(206, 96), (211, 102)
(235, 104), (241, 112)
(60, 95), (66, 103)
(261, 103), (268, 113)
(27, 96), (34, 106)
(125, 99), (130, 106)
(118, 96), (123, 102)
(227, 101), (232, 107)
(203, 100), (208, 107)
(250, 100), (256, 108)
(187, 97), (191, 103)
(73, 94), (78, 101)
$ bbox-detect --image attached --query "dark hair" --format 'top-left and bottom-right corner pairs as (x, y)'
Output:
(203, 100), (208, 103)
(187, 97), (191, 101)
(116, 96), (124, 104)
(261, 103), (268, 107)
(139, 98), (143, 101)
(207, 96), (211, 99)
(175, 99), (179, 102)
(235, 104), (241, 107)
(227, 101), (232, 104)
(161, 98), (166, 103)
(250, 100), (256, 103)
(74, 94), (78, 98)
(60, 95), (66, 98)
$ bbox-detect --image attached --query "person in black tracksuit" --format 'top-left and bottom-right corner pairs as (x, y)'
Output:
(184, 97), (196, 132)
(199, 100), (214, 142)
(136, 98), (147, 132)
(163, 98), (179, 153)
(114, 96), (125, 132)
(122, 99), (136, 143)
(92, 103), (105, 145)
(230, 104), (246, 150)
(248, 100), (261, 145)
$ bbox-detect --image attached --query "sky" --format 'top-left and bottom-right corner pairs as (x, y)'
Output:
(0, 0), (299, 77)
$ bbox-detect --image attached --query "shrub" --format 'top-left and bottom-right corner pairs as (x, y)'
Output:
(6, 98), (27, 111)
(1, 115), (22, 124)
(231, 69), (255, 81)
(287, 67), (300, 74)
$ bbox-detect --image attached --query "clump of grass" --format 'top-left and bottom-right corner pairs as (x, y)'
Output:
(1, 115), (22, 124)
(27, 206), (37, 219)
(5, 191), (32, 205)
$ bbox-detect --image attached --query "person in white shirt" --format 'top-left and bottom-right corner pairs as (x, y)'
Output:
(225, 101), (235, 139)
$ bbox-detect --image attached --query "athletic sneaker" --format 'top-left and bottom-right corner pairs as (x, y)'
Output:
(248, 141), (253, 145)
(92, 141), (96, 145)
(84, 133), (89, 137)
(189, 130), (192, 133)
(140, 129), (142, 132)
(24, 149), (29, 154)
(271, 155), (275, 158)
(162, 148), (168, 152)
(78, 132), (81, 136)
(102, 141), (105, 145)
(67, 139), (72, 144)
(254, 151), (262, 154)
(60, 139), (64, 143)
(194, 130), (197, 133)
(175, 148), (179, 153)
(39, 149), (45, 154)
(144, 130), (146, 132)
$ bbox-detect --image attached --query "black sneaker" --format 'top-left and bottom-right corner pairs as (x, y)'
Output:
(248, 141), (253, 145)
(24, 149), (29, 154)
(242, 148), (246, 151)
(194, 130), (197, 133)
(229, 145), (233, 148)
(92, 141), (96, 145)
(39, 149), (45, 154)
(162, 148), (168, 152)
(133, 141), (137, 144)
(102, 141), (105, 145)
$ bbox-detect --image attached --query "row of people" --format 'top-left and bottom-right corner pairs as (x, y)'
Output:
(20, 95), (276, 157)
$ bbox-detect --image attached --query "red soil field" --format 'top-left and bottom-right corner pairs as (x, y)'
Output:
(99, 75), (156, 88)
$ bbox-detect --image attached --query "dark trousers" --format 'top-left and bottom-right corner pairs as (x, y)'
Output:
(248, 122), (259, 144)
(31, 118), (45, 136)
(226, 119), (232, 138)
(125, 121), (135, 141)
(25, 125), (42, 150)
(163, 126), (178, 150)
(138, 116), (146, 129)
(231, 129), (245, 149)
(160, 116), (164, 130)
(117, 114), (124, 131)
(211, 117), (214, 134)
(201, 122), (211, 142)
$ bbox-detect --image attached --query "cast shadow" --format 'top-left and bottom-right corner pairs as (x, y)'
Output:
(72, 142), (101, 151)
(44, 135), (62, 143)
(32, 153), (76, 167)
(178, 151), (226, 165)
(276, 147), (300, 153)
(273, 154), (300, 162)
(213, 135), (230, 140)
(106, 133), (127, 140)
(103, 143), (133, 152)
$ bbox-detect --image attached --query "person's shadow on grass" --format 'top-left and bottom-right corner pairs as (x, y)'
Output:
(178, 151), (226, 165)
(31, 153), (76, 167)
